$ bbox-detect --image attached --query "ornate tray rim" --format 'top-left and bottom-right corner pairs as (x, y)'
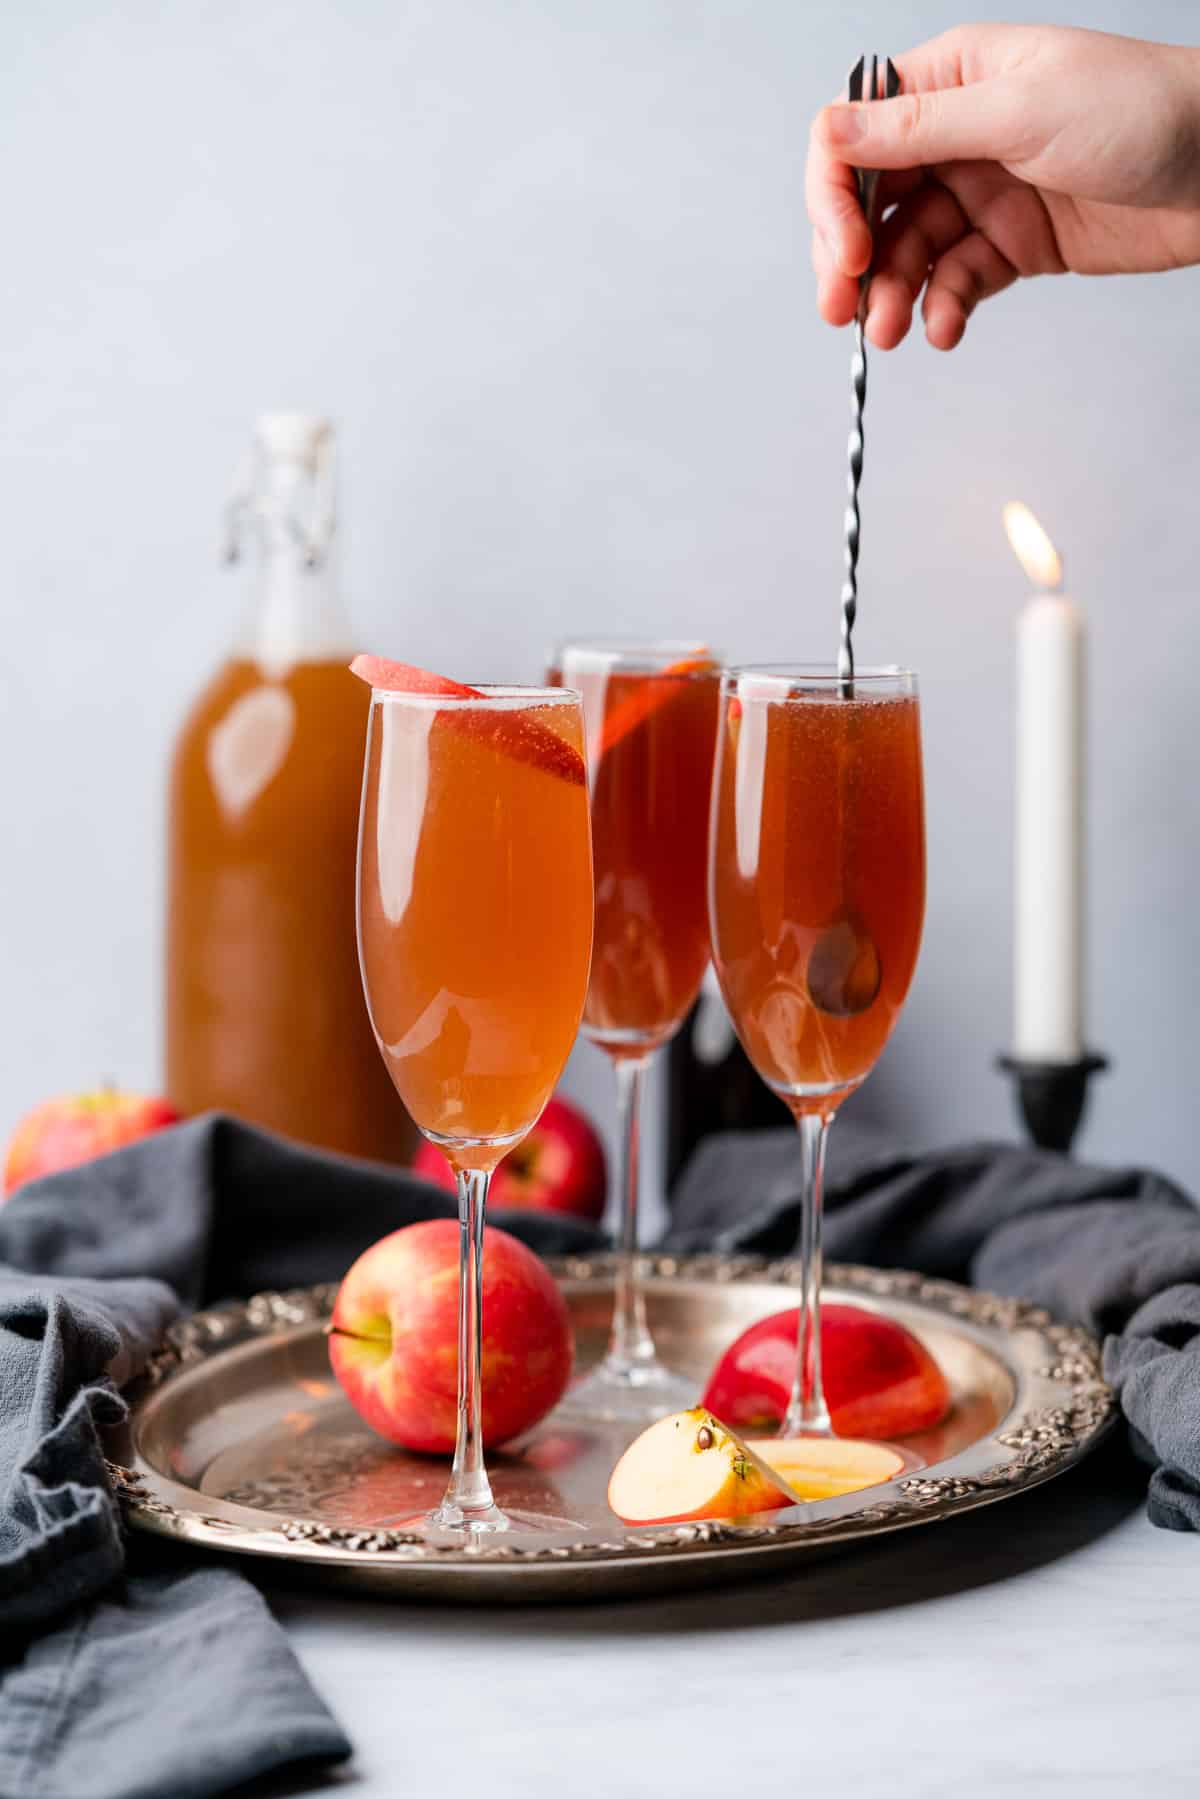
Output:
(108, 1255), (1116, 1586)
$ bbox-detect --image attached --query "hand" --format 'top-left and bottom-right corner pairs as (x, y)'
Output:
(807, 25), (1200, 351)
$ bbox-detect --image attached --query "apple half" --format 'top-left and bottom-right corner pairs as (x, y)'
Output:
(702, 1302), (951, 1441)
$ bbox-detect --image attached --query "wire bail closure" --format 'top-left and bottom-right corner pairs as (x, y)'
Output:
(221, 417), (337, 571)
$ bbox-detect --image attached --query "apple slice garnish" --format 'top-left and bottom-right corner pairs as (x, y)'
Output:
(608, 1407), (801, 1526)
(747, 1435), (906, 1500)
(350, 656), (584, 786)
(595, 653), (717, 759)
(451, 709), (586, 787)
(349, 655), (481, 697)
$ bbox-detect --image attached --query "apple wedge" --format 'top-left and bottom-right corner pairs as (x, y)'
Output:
(608, 1407), (800, 1526)
(748, 1435), (906, 1501)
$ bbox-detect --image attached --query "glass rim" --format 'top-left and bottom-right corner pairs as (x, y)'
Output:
(369, 682), (579, 710)
(550, 637), (720, 672)
(721, 662), (917, 692)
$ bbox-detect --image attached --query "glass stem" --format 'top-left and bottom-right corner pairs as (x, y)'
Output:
(780, 1110), (834, 1438)
(605, 1053), (656, 1376)
(444, 1167), (496, 1517)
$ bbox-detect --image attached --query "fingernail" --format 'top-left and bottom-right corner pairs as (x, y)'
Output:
(826, 104), (867, 146)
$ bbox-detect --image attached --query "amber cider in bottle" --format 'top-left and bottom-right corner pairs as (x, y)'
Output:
(166, 415), (415, 1163)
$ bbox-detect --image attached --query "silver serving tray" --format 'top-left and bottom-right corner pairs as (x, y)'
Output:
(106, 1256), (1116, 1602)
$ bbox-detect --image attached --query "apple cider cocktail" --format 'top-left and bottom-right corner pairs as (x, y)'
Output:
(355, 665), (593, 1533)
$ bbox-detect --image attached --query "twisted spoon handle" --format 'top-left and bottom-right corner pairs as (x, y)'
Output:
(838, 54), (899, 692)
(839, 316), (867, 687)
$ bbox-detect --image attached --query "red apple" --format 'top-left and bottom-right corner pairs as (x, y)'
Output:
(3, 1088), (181, 1196)
(328, 1218), (573, 1452)
(702, 1303), (951, 1441)
(413, 1094), (606, 1223)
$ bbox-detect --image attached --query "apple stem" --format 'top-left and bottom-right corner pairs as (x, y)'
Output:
(779, 1111), (834, 1439)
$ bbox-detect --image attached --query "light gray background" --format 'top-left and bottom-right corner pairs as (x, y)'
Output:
(2, 0), (1197, 1200)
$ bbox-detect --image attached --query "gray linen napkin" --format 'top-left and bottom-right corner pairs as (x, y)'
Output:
(0, 1114), (597, 1799)
(668, 1121), (1200, 1531)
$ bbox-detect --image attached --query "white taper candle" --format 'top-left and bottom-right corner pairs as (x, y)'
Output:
(1006, 504), (1085, 1063)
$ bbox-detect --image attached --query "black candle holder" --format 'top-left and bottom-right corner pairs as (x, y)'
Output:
(997, 1053), (1109, 1155)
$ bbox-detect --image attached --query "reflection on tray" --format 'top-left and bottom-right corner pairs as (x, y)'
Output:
(168, 1279), (1014, 1540)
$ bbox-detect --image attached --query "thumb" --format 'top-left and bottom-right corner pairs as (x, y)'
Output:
(817, 81), (1025, 169)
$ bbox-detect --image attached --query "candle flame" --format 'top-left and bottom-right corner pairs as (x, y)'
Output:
(1003, 502), (1063, 591)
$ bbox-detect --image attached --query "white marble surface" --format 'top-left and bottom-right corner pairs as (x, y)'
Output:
(260, 1444), (1198, 1799)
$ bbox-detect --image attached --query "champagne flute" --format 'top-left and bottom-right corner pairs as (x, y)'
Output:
(356, 681), (593, 1530)
(549, 640), (721, 1421)
(708, 666), (924, 1435)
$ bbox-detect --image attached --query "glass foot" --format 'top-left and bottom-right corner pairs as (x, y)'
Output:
(555, 1356), (699, 1427)
(413, 1504), (586, 1540)
(426, 1496), (510, 1534)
